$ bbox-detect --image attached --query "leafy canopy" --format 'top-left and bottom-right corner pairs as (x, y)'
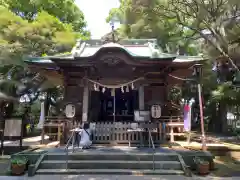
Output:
(0, 5), (88, 65)
(106, 0), (200, 55)
(1, 0), (88, 33)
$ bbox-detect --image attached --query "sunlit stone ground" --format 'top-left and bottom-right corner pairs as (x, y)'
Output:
(0, 175), (239, 180)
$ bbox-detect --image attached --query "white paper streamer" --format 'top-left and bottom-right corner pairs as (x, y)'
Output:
(85, 77), (144, 89)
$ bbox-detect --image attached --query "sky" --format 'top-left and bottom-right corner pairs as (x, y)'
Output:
(75, 0), (120, 38)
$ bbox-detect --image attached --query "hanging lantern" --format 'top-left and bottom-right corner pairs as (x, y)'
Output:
(102, 87), (106, 93)
(151, 105), (161, 119)
(121, 86), (124, 93)
(65, 104), (76, 118)
(111, 89), (115, 96)
(126, 86), (129, 92)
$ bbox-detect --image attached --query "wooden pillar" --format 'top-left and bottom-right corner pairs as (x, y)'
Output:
(82, 86), (89, 122)
(139, 86), (145, 110)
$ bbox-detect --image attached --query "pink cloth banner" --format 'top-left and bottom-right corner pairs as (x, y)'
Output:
(184, 105), (191, 131)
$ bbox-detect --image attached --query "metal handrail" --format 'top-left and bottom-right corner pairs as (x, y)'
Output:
(64, 130), (75, 170)
(148, 128), (155, 170)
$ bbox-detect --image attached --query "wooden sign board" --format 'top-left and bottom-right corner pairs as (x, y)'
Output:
(4, 119), (22, 137)
(134, 110), (150, 122)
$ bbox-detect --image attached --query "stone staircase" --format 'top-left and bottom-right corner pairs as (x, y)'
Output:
(36, 152), (186, 175)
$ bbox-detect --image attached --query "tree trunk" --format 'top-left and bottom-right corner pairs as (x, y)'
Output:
(208, 103), (218, 132)
(44, 92), (51, 117)
(219, 102), (228, 133)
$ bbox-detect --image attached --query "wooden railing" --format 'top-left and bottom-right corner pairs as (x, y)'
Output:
(90, 116), (184, 144)
(41, 116), (72, 145)
(40, 116), (184, 145)
(158, 116), (184, 142)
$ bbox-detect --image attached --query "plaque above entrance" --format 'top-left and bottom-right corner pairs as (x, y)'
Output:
(100, 54), (122, 66)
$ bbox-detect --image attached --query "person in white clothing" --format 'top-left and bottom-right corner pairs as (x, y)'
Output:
(79, 122), (92, 149)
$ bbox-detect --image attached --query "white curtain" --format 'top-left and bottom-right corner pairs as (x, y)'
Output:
(37, 102), (45, 129)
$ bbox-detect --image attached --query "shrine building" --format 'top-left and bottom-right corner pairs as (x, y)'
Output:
(25, 39), (205, 144)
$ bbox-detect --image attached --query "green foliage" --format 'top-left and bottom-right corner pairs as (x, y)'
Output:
(30, 101), (41, 117)
(0, 0), (90, 66)
(0, 0), (89, 116)
(106, 0), (201, 55)
(194, 157), (209, 165)
(106, 0), (240, 133)
(11, 156), (28, 165)
(11, 100), (40, 117)
(157, 0), (240, 68)
(1, 0), (88, 33)
(0, 6), (87, 66)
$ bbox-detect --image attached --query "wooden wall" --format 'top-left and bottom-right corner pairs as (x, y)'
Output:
(63, 85), (83, 121)
(63, 68), (85, 122)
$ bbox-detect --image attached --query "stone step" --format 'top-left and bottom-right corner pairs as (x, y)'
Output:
(39, 160), (182, 170)
(36, 168), (185, 175)
(44, 152), (179, 161)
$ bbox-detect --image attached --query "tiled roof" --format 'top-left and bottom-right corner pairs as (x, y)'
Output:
(25, 39), (205, 63)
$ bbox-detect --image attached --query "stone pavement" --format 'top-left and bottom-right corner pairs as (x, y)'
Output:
(3, 135), (50, 147)
(0, 175), (239, 180)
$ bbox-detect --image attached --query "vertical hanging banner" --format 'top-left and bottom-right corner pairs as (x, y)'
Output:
(37, 102), (45, 129)
(184, 104), (191, 132)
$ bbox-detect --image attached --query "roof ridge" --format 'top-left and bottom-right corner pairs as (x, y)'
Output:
(78, 39), (158, 46)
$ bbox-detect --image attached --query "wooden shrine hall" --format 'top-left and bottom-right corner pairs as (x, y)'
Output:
(25, 39), (205, 145)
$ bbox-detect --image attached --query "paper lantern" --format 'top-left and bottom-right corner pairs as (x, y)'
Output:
(65, 104), (76, 118)
(236, 120), (240, 129)
(151, 105), (161, 118)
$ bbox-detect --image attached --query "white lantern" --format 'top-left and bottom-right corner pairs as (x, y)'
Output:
(236, 120), (240, 129)
(151, 105), (161, 118)
(65, 104), (76, 118)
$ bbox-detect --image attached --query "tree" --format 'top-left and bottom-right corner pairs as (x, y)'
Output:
(0, 0), (89, 34)
(106, 0), (200, 55)
(157, 0), (240, 133)
(107, 0), (240, 133)
(155, 0), (240, 68)
(0, 6), (87, 63)
(153, 0), (240, 133)
(0, 4), (89, 117)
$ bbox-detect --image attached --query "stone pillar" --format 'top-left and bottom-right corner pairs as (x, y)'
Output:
(82, 86), (89, 122)
(139, 86), (145, 110)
